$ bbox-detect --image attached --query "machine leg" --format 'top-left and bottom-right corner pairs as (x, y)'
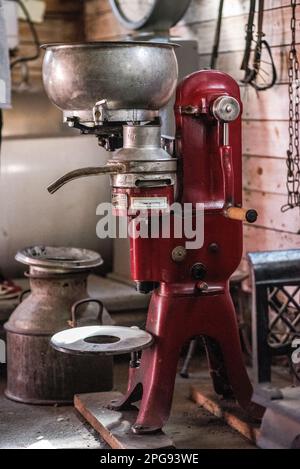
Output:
(213, 294), (265, 419)
(108, 367), (143, 411)
(132, 342), (182, 434)
(203, 336), (234, 398)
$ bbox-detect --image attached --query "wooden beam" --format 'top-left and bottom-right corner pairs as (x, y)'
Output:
(74, 392), (174, 450)
(190, 384), (260, 444)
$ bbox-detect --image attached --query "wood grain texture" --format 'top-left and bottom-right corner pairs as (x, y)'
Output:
(19, 17), (82, 43)
(190, 384), (260, 443)
(243, 225), (300, 254)
(12, 0), (84, 84)
(172, 6), (299, 54)
(242, 120), (289, 158)
(85, 9), (128, 40)
(243, 189), (300, 233)
(181, 0), (300, 24)
(243, 155), (286, 194)
(45, 0), (83, 15)
(74, 392), (174, 449)
(84, 0), (112, 16)
(199, 45), (291, 84)
(241, 84), (290, 120)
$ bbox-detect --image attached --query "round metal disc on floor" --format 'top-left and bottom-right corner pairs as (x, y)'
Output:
(51, 325), (153, 356)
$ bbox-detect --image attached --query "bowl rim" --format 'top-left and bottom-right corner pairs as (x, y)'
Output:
(41, 41), (180, 51)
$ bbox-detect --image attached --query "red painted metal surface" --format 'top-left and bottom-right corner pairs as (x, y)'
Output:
(111, 70), (264, 432)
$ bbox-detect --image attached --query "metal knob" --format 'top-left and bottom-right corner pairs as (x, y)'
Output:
(212, 96), (240, 122)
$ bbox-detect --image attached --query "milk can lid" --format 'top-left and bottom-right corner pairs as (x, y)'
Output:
(15, 246), (103, 272)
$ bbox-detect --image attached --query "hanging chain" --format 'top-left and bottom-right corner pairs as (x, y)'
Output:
(282, 0), (300, 211)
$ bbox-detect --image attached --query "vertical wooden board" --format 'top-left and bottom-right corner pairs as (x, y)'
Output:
(243, 155), (287, 194)
(242, 120), (289, 158)
(243, 189), (300, 232)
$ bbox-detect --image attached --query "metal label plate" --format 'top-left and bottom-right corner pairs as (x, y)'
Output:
(130, 197), (168, 210)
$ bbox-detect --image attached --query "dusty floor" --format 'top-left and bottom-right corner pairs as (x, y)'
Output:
(0, 356), (255, 449)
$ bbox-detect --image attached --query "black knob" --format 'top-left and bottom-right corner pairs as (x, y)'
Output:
(246, 209), (258, 223)
(191, 263), (207, 280)
(209, 243), (219, 253)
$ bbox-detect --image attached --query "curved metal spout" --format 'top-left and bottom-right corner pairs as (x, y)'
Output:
(47, 164), (124, 194)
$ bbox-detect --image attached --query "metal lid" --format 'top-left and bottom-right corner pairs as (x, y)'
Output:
(15, 246), (103, 272)
(51, 325), (153, 356)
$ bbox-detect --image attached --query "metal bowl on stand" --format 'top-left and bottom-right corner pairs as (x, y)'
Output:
(42, 41), (178, 123)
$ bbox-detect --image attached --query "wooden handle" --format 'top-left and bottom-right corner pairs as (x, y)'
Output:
(225, 207), (258, 223)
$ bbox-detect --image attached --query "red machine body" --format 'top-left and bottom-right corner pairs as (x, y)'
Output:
(111, 70), (263, 433)
(129, 71), (242, 284)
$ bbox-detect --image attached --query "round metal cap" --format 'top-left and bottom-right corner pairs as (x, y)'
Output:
(212, 96), (240, 122)
(51, 325), (153, 356)
(15, 246), (103, 272)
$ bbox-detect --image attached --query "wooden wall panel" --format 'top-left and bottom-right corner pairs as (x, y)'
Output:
(84, 0), (128, 40)
(85, 9), (127, 40)
(243, 225), (300, 253)
(19, 18), (81, 43)
(243, 155), (286, 193)
(181, 0), (300, 24)
(199, 46), (290, 84)
(242, 120), (289, 158)
(243, 189), (299, 232)
(172, 6), (298, 54)
(45, 0), (83, 15)
(241, 84), (289, 120)
(12, 0), (84, 82)
(85, 0), (112, 16)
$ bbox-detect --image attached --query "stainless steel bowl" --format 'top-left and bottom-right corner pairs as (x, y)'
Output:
(42, 42), (178, 115)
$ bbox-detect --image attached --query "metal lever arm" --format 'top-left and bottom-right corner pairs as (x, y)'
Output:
(220, 144), (234, 205)
(47, 164), (125, 194)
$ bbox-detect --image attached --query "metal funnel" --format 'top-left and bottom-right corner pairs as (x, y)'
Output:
(42, 41), (178, 120)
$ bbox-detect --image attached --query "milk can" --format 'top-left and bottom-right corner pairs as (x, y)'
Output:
(5, 246), (113, 404)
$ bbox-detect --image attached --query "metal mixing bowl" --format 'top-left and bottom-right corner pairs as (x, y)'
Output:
(42, 42), (178, 114)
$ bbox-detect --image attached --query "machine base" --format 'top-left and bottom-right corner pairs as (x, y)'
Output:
(74, 392), (174, 449)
